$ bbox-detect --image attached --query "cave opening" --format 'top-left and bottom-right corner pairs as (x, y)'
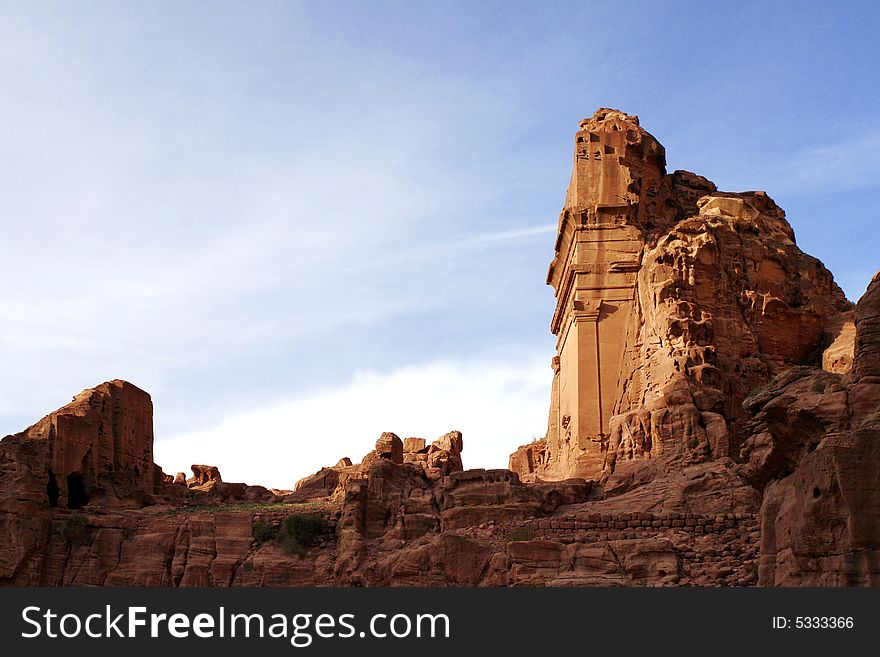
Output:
(66, 473), (89, 509)
(46, 470), (59, 507)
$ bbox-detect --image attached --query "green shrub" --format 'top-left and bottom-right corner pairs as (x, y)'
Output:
(504, 526), (535, 543)
(252, 520), (277, 543)
(252, 513), (324, 558)
(62, 514), (87, 544)
(280, 513), (322, 543)
(811, 379), (827, 394)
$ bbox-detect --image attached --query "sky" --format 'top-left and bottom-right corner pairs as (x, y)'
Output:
(1, 1), (879, 489)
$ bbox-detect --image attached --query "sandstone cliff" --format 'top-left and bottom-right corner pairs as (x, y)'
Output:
(510, 109), (852, 491)
(739, 272), (880, 585)
(7, 380), (159, 508)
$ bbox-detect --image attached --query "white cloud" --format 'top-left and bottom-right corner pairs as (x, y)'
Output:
(457, 224), (557, 246)
(153, 354), (551, 490)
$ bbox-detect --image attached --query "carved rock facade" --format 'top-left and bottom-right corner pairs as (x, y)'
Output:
(512, 108), (852, 486)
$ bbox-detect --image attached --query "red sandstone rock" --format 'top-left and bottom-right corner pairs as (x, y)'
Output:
(374, 432), (404, 464)
(3, 380), (157, 509)
(292, 466), (346, 501)
(513, 109), (851, 485)
(745, 273), (880, 585)
(509, 439), (546, 484)
(822, 310), (855, 373)
(189, 464), (222, 487)
(293, 430), (466, 503)
(403, 437), (426, 453)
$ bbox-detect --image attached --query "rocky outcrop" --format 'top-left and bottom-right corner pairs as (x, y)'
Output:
(740, 273), (880, 585)
(501, 109), (876, 588)
(512, 109), (851, 492)
(0, 380), (282, 584)
(1, 504), (340, 586)
(374, 432), (403, 463)
(293, 467), (345, 500)
(1, 380), (158, 511)
(425, 431), (465, 480)
(292, 430), (466, 502)
(509, 439), (546, 484)
(333, 463), (596, 586)
(189, 464), (222, 487)
(821, 311), (855, 374)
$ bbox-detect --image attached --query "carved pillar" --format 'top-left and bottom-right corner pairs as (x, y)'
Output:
(543, 109), (665, 480)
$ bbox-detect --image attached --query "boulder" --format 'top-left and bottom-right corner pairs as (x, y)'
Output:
(374, 432), (403, 464)
(189, 464), (222, 487)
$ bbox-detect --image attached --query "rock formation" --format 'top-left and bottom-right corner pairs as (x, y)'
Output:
(739, 272), (880, 585)
(189, 464), (223, 487)
(511, 108), (852, 487)
(292, 430), (466, 501)
(0, 108), (877, 588)
(1, 380), (159, 510)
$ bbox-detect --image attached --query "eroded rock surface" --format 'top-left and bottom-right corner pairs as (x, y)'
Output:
(741, 273), (880, 585)
(292, 430), (466, 502)
(0, 379), (161, 542)
(512, 109), (851, 486)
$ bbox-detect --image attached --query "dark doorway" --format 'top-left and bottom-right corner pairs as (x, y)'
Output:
(46, 470), (59, 507)
(66, 473), (89, 509)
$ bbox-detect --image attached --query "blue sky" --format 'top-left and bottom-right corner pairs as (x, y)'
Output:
(1, 1), (878, 488)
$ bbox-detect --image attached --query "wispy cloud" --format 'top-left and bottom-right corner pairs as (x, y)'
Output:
(154, 354), (551, 489)
(457, 224), (557, 246)
(751, 130), (880, 195)
(0, 3), (560, 444)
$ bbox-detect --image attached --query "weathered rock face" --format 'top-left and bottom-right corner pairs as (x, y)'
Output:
(333, 463), (597, 586)
(189, 464), (222, 487)
(292, 430), (466, 501)
(2, 380), (157, 510)
(0, 380), (153, 582)
(741, 273), (880, 585)
(0, 380), (284, 584)
(374, 432), (404, 463)
(513, 109), (852, 486)
(822, 311), (855, 374)
(2, 505), (340, 586)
